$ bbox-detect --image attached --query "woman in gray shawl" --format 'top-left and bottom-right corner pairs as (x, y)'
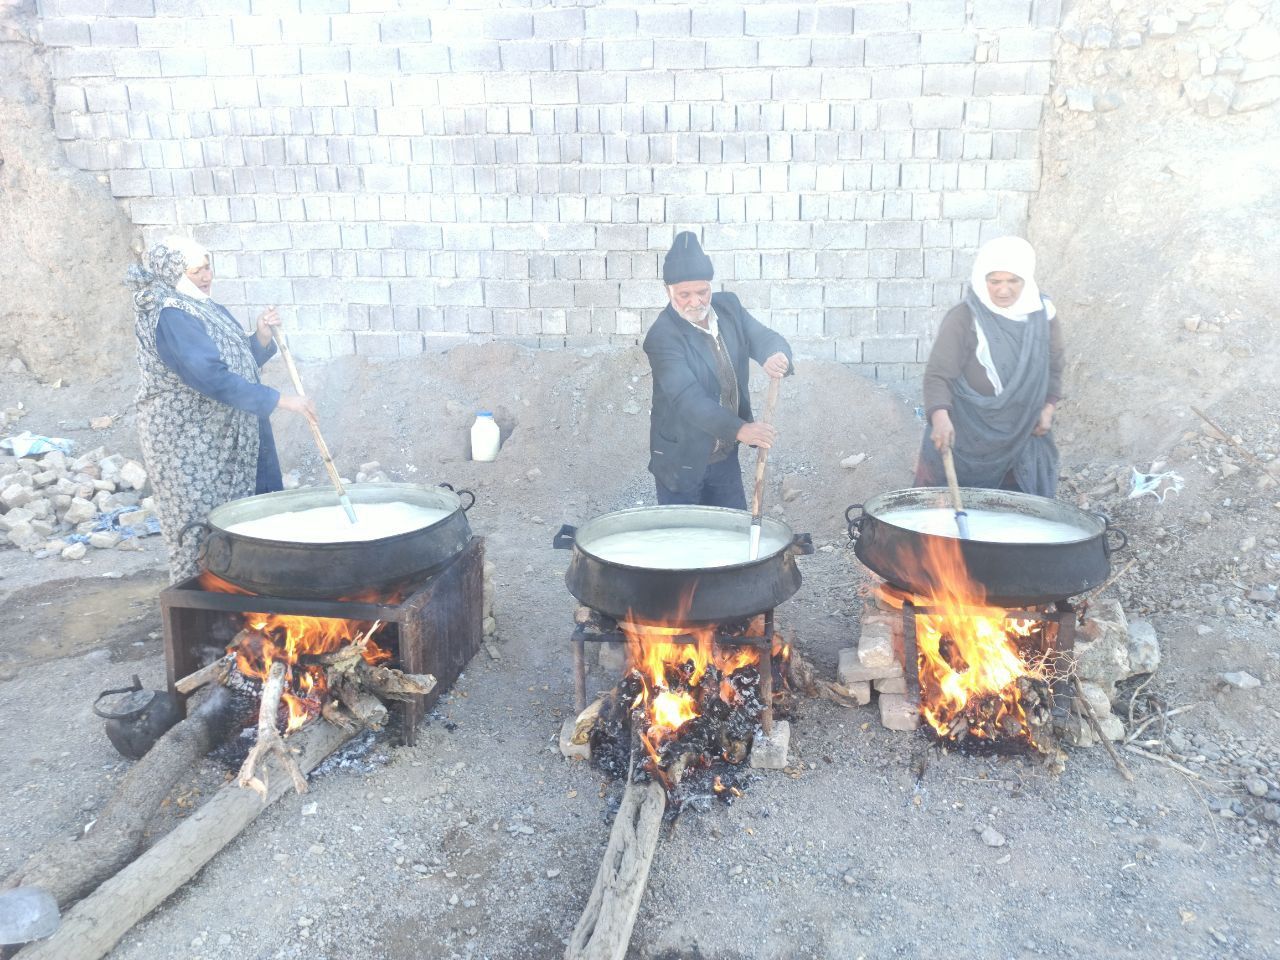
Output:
(129, 237), (314, 582)
(915, 236), (1064, 498)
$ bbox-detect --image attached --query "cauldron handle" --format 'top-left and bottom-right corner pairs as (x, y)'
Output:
(844, 504), (865, 542)
(437, 482), (475, 512)
(177, 520), (210, 547)
(552, 524), (577, 550)
(1103, 524), (1128, 556)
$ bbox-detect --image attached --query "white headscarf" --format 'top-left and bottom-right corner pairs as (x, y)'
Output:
(163, 235), (212, 301)
(969, 236), (1043, 321)
(968, 236), (1054, 395)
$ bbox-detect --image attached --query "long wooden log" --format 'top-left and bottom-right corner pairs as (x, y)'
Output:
(18, 718), (356, 960)
(174, 653), (235, 694)
(3, 687), (238, 908)
(564, 777), (667, 960)
(236, 661), (307, 799)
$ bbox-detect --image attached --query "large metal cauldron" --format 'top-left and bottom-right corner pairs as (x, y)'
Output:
(553, 505), (814, 624)
(846, 487), (1127, 607)
(182, 482), (474, 599)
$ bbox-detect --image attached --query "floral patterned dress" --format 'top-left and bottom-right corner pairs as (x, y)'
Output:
(130, 243), (265, 582)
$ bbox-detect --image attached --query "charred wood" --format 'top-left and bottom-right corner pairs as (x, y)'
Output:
(173, 652), (234, 695)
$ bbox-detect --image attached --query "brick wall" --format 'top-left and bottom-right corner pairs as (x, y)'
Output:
(38, 0), (1060, 377)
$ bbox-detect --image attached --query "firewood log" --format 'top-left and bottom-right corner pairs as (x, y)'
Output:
(2, 687), (238, 909)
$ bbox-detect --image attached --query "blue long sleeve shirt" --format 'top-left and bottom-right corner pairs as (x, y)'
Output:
(155, 305), (284, 494)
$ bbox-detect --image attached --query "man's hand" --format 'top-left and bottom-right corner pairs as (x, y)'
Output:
(1032, 402), (1055, 436)
(255, 307), (281, 348)
(276, 393), (317, 421)
(737, 421), (777, 449)
(762, 352), (789, 379)
(930, 409), (955, 452)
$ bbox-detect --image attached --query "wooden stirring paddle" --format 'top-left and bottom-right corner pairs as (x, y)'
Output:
(940, 446), (971, 540)
(748, 376), (782, 560)
(270, 328), (358, 524)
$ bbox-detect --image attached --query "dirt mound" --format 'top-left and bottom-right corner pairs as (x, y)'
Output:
(0, 7), (136, 383)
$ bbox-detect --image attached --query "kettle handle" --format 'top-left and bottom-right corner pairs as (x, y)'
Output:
(93, 675), (143, 719)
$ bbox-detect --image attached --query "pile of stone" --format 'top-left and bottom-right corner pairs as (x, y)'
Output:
(0, 446), (158, 560)
(836, 595), (1162, 744)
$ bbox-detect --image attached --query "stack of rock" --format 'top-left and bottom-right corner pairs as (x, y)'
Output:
(0, 446), (159, 560)
(837, 600), (919, 732)
(1064, 599), (1161, 745)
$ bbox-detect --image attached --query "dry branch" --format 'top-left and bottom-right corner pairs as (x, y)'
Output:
(1072, 676), (1135, 783)
(785, 648), (866, 708)
(3, 687), (238, 909)
(18, 718), (355, 960)
(237, 661), (307, 799)
(174, 653), (234, 694)
(564, 777), (667, 960)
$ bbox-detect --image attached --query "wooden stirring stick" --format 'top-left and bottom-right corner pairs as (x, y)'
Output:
(748, 376), (782, 560)
(270, 327), (358, 524)
(940, 446), (970, 540)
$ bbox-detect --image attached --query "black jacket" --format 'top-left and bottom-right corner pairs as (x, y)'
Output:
(643, 292), (793, 494)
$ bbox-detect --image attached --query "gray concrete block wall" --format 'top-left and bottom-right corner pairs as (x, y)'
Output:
(40, 0), (1060, 376)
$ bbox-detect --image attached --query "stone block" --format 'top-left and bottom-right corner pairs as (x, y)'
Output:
(117, 508), (153, 529)
(61, 542), (88, 561)
(119, 460), (148, 491)
(920, 32), (976, 63)
(1, 484), (32, 509)
(4, 522), (42, 550)
(89, 531), (123, 550)
(1075, 599), (1131, 694)
(878, 693), (920, 731)
(838, 647), (904, 684)
(857, 615), (900, 669)
(558, 717), (590, 761)
(1077, 681), (1112, 718)
(842, 680), (873, 705)
(749, 720), (791, 769)
(1127, 620), (1160, 675)
(0, 507), (34, 531)
(874, 676), (908, 694)
(26, 498), (53, 519)
(597, 641), (627, 675)
(63, 497), (97, 525)
(972, 0), (1032, 28)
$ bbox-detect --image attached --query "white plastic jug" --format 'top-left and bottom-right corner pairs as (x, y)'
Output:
(470, 412), (500, 462)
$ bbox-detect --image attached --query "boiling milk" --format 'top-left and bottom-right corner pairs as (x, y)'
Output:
(227, 503), (451, 543)
(585, 526), (789, 569)
(876, 507), (1085, 544)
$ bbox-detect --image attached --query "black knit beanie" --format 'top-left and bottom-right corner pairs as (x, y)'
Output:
(662, 231), (714, 285)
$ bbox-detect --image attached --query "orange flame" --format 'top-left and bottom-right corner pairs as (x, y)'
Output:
(619, 584), (763, 750)
(900, 532), (1048, 741)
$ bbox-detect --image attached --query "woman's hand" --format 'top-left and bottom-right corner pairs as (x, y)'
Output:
(255, 307), (281, 348)
(276, 393), (317, 422)
(930, 409), (955, 452)
(1032, 403), (1055, 436)
(762, 352), (789, 379)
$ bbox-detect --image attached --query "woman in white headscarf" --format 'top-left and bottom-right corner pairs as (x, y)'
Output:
(915, 236), (1064, 497)
(128, 237), (314, 581)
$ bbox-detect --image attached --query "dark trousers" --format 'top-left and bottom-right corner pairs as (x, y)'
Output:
(655, 452), (747, 510)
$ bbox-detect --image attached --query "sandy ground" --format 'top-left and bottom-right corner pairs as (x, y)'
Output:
(1, 343), (1278, 960)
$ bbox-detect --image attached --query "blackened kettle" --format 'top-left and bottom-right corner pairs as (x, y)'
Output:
(92, 676), (183, 760)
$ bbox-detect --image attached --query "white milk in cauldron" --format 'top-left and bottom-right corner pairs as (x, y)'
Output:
(227, 502), (451, 543)
(585, 526), (790, 569)
(876, 507), (1086, 544)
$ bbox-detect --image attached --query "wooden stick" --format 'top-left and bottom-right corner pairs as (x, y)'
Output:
(18, 719), (356, 960)
(237, 661), (308, 799)
(748, 377), (781, 560)
(174, 652), (234, 694)
(1190, 405), (1268, 469)
(1078, 557), (1137, 609)
(1123, 744), (1212, 782)
(940, 447), (970, 539)
(270, 327), (355, 520)
(564, 777), (668, 960)
(1071, 676), (1134, 782)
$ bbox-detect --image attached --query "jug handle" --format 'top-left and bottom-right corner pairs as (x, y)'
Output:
(93, 675), (143, 719)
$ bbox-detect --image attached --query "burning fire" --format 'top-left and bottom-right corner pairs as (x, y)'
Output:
(623, 620), (760, 747)
(231, 614), (391, 732)
(891, 534), (1051, 743)
(199, 573), (393, 733)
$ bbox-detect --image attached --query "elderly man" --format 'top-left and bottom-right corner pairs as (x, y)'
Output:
(643, 231), (794, 509)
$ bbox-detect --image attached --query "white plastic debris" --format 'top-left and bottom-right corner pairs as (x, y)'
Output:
(1128, 468), (1184, 503)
